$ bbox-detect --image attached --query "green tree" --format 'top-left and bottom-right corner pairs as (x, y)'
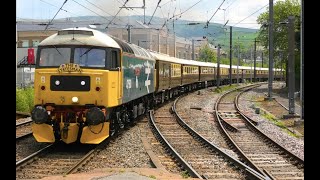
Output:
(197, 44), (216, 62)
(257, 0), (300, 88)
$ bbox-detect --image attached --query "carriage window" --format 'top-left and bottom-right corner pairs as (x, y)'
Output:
(74, 48), (106, 68)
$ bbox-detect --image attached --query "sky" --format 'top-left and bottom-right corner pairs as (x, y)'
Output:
(16, 0), (276, 29)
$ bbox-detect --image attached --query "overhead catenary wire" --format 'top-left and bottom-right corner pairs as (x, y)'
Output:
(169, 0), (202, 20)
(148, 0), (162, 25)
(44, 0), (68, 31)
(159, 0), (201, 31)
(232, 3), (268, 27)
(40, 0), (68, 13)
(105, 0), (130, 29)
(115, 0), (145, 23)
(84, 0), (124, 22)
(71, 0), (114, 24)
(205, 0), (226, 28)
(225, 0), (239, 10)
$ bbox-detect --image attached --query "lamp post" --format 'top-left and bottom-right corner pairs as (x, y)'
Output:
(217, 44), (221, 89)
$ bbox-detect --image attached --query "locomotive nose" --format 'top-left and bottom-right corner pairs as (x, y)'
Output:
(31, 106), (48, 124)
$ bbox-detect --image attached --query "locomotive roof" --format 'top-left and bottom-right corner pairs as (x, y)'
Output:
(38, 27), (121, 49)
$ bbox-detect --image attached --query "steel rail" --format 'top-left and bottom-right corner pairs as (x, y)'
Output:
(16, 120), (33, 127)
(236, 88), (304, 165)
(16, 144), (54, 167)
(65, 148), (97, 174)
(148, 110), (203, 179)
(173, 95), (267, 180)
(214, 84), (271, 179)
(16, 132), (32, 140)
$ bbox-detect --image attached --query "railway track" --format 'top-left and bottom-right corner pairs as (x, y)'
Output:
(215, 84), (304, 180)
(133, 117), (182, 173)
(16, 142), (100, 179)
(149, 100), (266, 179)
(16, 120), (33, 140)
(16, 111), (30, 120)
(16, 111), (33, 139)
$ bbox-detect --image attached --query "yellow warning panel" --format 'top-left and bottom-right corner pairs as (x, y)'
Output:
(32, 123), (55, 143)
(80, 122), (109, 144)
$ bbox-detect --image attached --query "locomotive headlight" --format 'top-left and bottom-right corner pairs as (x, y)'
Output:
(72, 97), (79, 103)
(81, 81), (85, 86)
(55, 80), (60, 86)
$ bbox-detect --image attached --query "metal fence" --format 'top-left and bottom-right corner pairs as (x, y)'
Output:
(16, 67), (34, 88)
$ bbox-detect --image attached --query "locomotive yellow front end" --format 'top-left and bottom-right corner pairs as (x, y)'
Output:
(31, 28), (122, 144)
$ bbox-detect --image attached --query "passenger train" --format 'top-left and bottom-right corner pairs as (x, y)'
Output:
(31, 27), (283, 144)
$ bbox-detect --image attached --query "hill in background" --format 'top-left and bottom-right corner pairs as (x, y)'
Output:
(18, 15), (259, 48)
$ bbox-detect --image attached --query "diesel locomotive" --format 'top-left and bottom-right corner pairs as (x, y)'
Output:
(31, 27), (282, 144)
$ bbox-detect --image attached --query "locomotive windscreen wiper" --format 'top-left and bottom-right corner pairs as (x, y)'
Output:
(53, 45), (63, 57)
(80, 47), (93, 58)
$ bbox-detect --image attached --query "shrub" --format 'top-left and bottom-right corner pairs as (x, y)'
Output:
(24, 87), (34, 112)
(16, 87), (34, 112)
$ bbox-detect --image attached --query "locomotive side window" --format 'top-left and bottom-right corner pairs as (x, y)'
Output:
(111, 50), (120, 69)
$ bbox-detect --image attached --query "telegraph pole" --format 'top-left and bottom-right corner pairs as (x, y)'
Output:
(250, 46), (253, 82)
(300, 0), (304, 120)
(174, 33), (176, 57)
(261, 52), (263, 68)
(267, 0), (274, 100)
(143, 0), (146, 24)
(127, 25), (132, 43)
(237, 44), (240, 85)
(288, 16), (295, 115)
(280, 51), (283, 81)
(229, 26), (232, 85)
(158, 31), (161, 53)
(217, 45), (221, 89)
(253, 38), (258, 82)
(192, 39), (195, 60)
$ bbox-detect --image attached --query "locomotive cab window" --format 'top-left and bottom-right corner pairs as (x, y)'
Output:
(109, 49), (120, 70)
(37, 46), (107, 69)
(38, 47), (70, 67)
(74, 47), (106, 68)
